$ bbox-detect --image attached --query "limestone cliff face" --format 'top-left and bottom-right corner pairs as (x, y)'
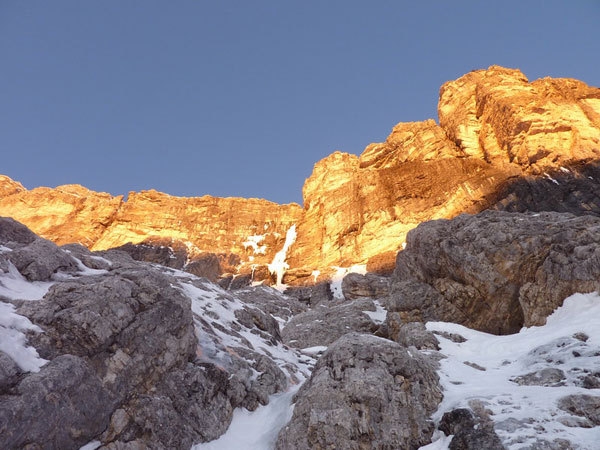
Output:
(0, 183), (123, 248)
(287, 66), (600, 278)
(1, 66), (599, 282)
(94, 190), (302, 267)
(0, 183), (302, 274)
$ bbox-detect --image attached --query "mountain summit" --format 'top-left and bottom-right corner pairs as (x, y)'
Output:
(1, 66), (600, 286)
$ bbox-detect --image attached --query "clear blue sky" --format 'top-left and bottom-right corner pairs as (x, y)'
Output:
(1, 1), (599, 205)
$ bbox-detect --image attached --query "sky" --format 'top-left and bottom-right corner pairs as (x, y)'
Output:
(1, 1), (599, 205)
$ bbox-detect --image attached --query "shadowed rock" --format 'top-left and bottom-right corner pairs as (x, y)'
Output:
(392, 210), (600, 334)
(276, 333), (442, 450)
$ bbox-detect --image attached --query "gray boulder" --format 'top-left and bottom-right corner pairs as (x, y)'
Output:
(8, 238), (78, 281)
(341, 272), (390, 300)
(0, 354), (113, 449)
(438, 408), (504, 450)
(0, 216), (37, 246)
(392, 211), (600, 334)
(284, 281), (333, 307)
(281, 298), (379, 349)
(276, 333), (442, 450)
(388, 320), (440, 350)
(557, 394), (600, 427)
(234, 285), (308, 323)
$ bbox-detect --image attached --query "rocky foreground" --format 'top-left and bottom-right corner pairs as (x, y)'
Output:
(2, 66), (600, 285)
(2, 210), (600, 449)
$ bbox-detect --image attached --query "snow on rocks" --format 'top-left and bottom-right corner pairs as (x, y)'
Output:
(0, 302), (47, 372)
(426, 292), (600, 450)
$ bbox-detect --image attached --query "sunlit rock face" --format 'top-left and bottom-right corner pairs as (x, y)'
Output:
(287, 66), (600, 276)
(0, 183), (123, 248)
(0, 182), (302, 279)
(1, 66), (600, 282)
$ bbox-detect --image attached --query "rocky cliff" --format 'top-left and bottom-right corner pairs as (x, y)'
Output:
(1, 66), (600, 284)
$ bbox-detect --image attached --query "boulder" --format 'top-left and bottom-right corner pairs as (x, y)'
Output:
(8, 238), (78, 281)
(281, 298), (379, 349)
(284, 282), (333, 307)
(341, 272), (390, 300)
(438, 408), (504, 450)
(276, 333), (442, 450)
(0, 355), (113, 449)
(392, 210), (600, 333)
(557, 394), (600, 427)
(234, 285), (307, 323)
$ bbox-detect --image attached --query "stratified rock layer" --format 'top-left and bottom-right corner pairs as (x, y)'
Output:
(1, 66), (600, 280)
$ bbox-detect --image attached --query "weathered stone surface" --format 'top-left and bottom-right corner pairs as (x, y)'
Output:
(557, 394), (600, 427)
(439, 66), (600, 168)
(281, 298), (379, 349)
(438, 408), (504, 450)
(0, 216), (37, 246)
(0, 221), (306, 449)
(284, 282), (333, 307)
(276, 333), (442, 450)
(0, 175), (25, 198)
(0, 354), (113, 450)
(341, 272), (390, 300)
(8, 238), (78, 281)
(388, 320), (440, 350)
(115, 237), (189, 270)
(511, 368), (566, 387)
(0, 351), (21, 391)
(234, 285), (307, 323)
(392, 210), (600, 333)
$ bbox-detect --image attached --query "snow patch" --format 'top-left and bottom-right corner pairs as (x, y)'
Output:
(78, 441), (102, 450)
(300, 345), (328, 356)
(427, 292), (600, 449)
(70, 255), (110, 276)
(0, 302), (47, 372)
(329, 265), (367, 299)
(544, 172), (560, 184)
(418, 431), (453, 450)
(311, 270), (320, 283)
(363, 299), (387, 325)
(243, 234), (267, 255)
(0, 262), (54, 301)
(177, 276), (312, 381)
(192, 384), (300, 450)
(268, 225), (297, 288)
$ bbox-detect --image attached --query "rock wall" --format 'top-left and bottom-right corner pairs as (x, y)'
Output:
(390, 210), (600, 334)
(1, 66), (600, 282)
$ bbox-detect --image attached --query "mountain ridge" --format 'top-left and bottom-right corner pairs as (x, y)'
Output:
(2, 65), (600, 285)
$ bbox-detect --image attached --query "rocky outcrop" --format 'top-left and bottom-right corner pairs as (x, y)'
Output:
(438, 408), (504, 450)
(280, 298), (380, 349)
(391, 210), (600, 334)
(0, 183), (301, 282)
(2, 67), (600, 282)
(276, 333), (442, 450)
(341, 272), (390, 300)
(0, 218), (309, 449)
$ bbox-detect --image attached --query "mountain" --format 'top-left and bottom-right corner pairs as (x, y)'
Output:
(2, 211), (600, 449)
(2, 65), (600, 449)
(1, 66), (600, 287)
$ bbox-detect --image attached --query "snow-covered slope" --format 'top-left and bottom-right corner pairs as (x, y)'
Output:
(426, 292), (600, 449)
